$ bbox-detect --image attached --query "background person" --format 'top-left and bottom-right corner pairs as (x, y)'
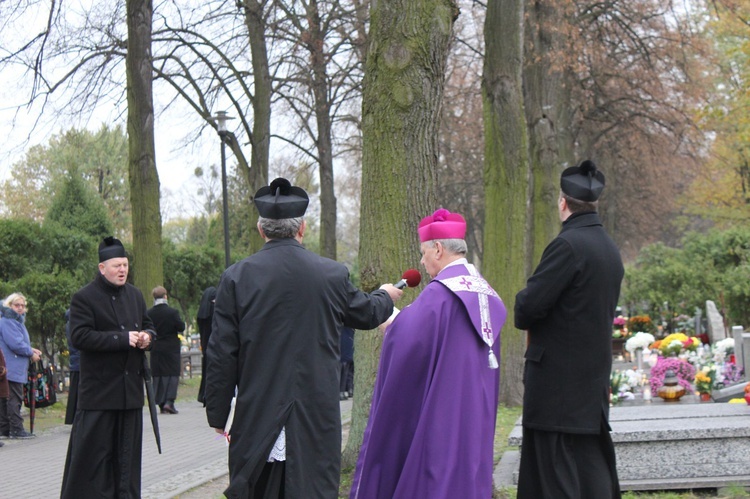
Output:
(61, 236), (156, 499)
(196, 285), (216, 405)
(350, 209), (506, 499)
(205, 178), (401, 499)
(64, 308), (80, 425)
(339, 326), (354, 400)
(0, 292), (41, 439)
(147, 286), (186, 414)
(515, 160), (624, 499)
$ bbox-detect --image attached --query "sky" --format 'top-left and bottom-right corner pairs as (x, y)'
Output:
(0, 84), (223, 220)
(0, 1), (225, 220)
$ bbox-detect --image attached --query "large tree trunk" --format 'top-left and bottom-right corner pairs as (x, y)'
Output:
(242, 0), (271, 255)
(341, 0), (458, 469)
(523, 0), (573, 264)
(482, 0), (528, 406)
(524, 0), (560, 266)
(126, 0), (163, 297)
(306, 0), (337, 260)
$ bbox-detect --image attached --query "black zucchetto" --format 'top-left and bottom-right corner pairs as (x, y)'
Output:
(560, 160), (606, 202)
(253, 178), (309, 219)
(98, 236), (127, 263)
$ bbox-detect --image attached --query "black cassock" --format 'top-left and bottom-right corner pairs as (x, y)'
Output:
(205, 238), (393, 499)
(61, 274), (155, 499)
(515, 212), (624, 499)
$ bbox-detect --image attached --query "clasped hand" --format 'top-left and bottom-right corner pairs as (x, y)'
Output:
(129, 331), (151, 349)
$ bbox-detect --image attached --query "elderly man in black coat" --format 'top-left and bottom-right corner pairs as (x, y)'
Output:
(205, 178), (402, 499)
(515, 160), (624, 499)
(61, 236), (156, 499)
(148, 286), (186, 414)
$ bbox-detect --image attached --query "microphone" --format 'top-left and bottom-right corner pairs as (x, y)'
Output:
(394, 269), (421, 290)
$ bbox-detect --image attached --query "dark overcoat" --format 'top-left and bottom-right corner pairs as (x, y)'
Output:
(147, 303), (186, 376)
(515, 212), (623, 434)
(205, 238), (394, 499)
(69, 274), (155, 411)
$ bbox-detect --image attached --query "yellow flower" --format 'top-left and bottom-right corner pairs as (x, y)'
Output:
(661, 333), (689, 345)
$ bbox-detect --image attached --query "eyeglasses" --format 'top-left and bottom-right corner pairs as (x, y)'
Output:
(11, 302), (27, 309)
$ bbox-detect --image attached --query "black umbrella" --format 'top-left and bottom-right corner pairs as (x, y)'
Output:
(142, 355), (162, 454)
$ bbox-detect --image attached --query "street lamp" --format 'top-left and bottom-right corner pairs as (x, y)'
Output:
(212, 110), (235, 268)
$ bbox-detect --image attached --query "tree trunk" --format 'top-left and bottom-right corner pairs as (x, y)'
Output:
(306, 0), (337, 260)
(242, 0), (272, 255)
(523, 0), (573, 265)
(126, 0), (163, 297)
(341, 0), (457, 469)
(482, 0), (528, 406)
(524, 0), (560, 266)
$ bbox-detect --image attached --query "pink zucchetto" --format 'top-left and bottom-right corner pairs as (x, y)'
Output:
(418, 209), (467, 242)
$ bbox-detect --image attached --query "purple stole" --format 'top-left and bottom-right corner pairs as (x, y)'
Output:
(435, 263), (506, 369)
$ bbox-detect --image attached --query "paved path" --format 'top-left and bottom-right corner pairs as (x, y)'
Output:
(2, 398), (354, 498)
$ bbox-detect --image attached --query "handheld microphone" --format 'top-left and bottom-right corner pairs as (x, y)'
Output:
(394, 269), (421, 290)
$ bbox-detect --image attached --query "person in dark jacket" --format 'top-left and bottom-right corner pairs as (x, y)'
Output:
(196, 285), (216, 405)
(147, 286), (186, 414)
(205, 178), (402, 499)
(64, 308), (80, 425)
(0, 293), (41, 439)
(61, 236), (156, 499)
(515, 160), (624, 499)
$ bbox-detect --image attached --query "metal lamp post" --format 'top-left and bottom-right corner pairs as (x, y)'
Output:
(213, 110), (234, 268)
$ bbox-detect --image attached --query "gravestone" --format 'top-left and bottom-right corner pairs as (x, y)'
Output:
(497, 402), (750, 492)
(733, 325), (750, 383)
(706, 300), (726, 342)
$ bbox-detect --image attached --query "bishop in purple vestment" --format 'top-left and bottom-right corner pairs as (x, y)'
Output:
(350, 209), (507, 499)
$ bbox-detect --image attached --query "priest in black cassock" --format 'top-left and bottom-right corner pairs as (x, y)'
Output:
(515, 160), (624, 499)
(61, 236), (156, 499)
(205, 178), (402, 499)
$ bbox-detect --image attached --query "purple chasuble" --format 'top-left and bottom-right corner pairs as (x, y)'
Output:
(350, 263), (506, 499)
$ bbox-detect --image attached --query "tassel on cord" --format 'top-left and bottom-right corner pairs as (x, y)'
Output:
(488, 350), (499, 369)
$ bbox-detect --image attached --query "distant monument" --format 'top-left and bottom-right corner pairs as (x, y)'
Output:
(706, 300), (727, 343)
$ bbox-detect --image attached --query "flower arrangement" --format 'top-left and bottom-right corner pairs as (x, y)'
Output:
(628, 315), (655, 334)
(720, 363), (744, 387)
(612, 316), (630, 338)
(694, 369), (714, 393)
(650, 357), (695, 394)
(610, 369), (640, 404)
(625, 332), (655, 355)
(713, 338), (735, 362)
(653, 333), (700, 357)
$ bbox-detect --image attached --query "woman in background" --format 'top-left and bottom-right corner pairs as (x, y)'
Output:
(0, 293), (41, 439)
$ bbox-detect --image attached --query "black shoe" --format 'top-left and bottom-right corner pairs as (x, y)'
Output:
(0, 440), (4, 447)
(0, 432), (9, 439)
(162, 404), (178, 415)
(10, 430), (34, 439)
(340, 392), (348, 401)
